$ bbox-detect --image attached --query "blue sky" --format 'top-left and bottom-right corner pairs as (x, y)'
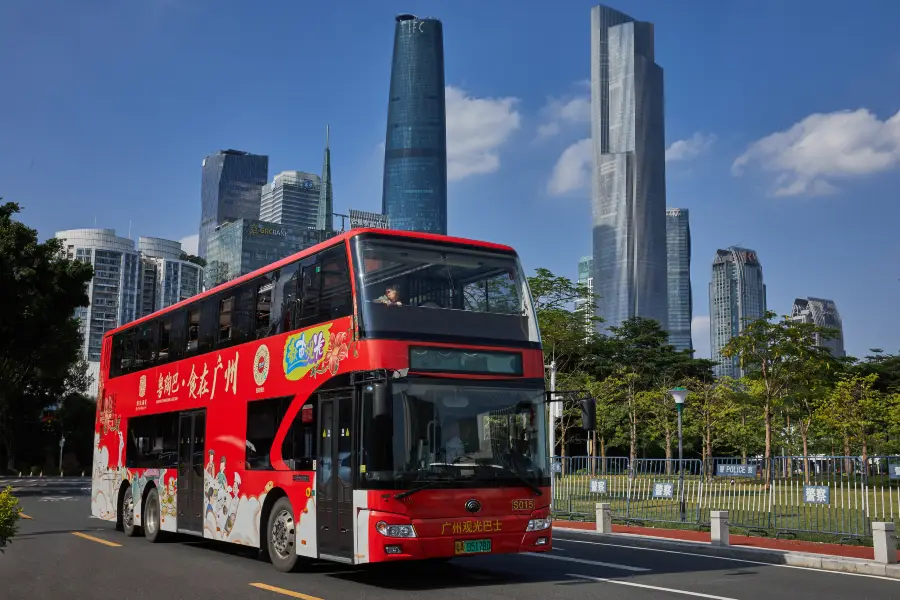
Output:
(2, 0), (899, 360)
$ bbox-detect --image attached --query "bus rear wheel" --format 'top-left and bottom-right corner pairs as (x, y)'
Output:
(122, 487), (140, 537)
(266, 497), (299, 572)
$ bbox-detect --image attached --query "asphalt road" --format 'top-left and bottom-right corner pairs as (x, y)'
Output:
(2, 485), (898, 600)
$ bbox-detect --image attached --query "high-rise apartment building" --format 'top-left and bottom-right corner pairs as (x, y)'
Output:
(260, 171), (322, 230)
(381, 14), (448, 235)
(56, 230), (203, 396)
(709, 247), (767, 378)
(137, 237), (204, 319)
(590, 5), (668, 332)
(791, 297), (846, 357)
(198, 149), (269, 258)
(349, 209), (390, 230)
(666, 208), (692, 352)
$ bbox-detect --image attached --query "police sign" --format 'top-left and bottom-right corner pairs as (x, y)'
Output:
(716, 464), (757, 478)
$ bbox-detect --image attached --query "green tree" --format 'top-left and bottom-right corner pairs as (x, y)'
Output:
(817, 373), (886, 472)
(721, 311), (838, 479)
(0, 201), (93, 471)
(0, 486), (20, 548)
(684, 376), (742, 475)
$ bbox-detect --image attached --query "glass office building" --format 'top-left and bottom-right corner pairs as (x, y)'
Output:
(381, 14), (448, 235)
(261, 171), (322, 231)
(198, 149), (269, 258)
(709, 247), (766, 378)
(575, 256), (594, 334)
(666, 209), (692, 352)
(318, 125), (334, 232)
(205, 219), (334, 289)
(590, 5), (668, 331)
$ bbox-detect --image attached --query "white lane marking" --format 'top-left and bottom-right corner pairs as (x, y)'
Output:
(39, 496), (74, 502)
(525, 552), (650, 572)
(568, 574), (738, 600)
(554, 537), (900, 583)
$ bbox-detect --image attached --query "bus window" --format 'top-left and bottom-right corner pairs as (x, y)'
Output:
(255, 277), (273, 338)
(169, 309), (186, 362)
(157, 318), (172, 365)
(282, 400), (317, 471)
(233, 283), (254, 344)
(270, 263), (299, 336)
(186, 307), (200, 355)
(126, 412), (179, 469)
(198, 297), (217, 354)
(245, 396), (291, 470)
(298, 245), (352, 328)
(134, 322), (155, 370)
(218, 296), (234, 345)
(110, 331), (128, 378)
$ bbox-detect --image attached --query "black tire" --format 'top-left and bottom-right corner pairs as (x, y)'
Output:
(122, 486), (141, 537)
(266, 497), (299, 572)
(143, 487), (163, 543)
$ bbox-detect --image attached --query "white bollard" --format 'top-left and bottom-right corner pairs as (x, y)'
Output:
(39, 471), (43, 478)
(710, 510), (730, 546)
(595, 502), (613, 534)
(872, 522), (897, 564)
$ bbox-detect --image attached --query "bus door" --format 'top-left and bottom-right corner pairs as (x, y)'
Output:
(177, 409), (207, 535)
(316, 389), (354, 561)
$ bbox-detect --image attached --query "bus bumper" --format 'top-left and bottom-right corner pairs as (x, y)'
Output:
(367, 530), (552, 563)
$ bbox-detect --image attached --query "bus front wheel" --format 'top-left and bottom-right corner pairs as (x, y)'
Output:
(266, 497), (299, 572)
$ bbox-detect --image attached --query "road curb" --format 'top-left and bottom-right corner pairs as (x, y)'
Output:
(553, 526), (900, 580)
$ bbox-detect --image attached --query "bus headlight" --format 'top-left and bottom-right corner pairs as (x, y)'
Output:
(376, 521), (417, 538)
(526, 517), (552, 532)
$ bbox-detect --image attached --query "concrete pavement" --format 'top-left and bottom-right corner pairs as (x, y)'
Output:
(1, 494), (897, 600)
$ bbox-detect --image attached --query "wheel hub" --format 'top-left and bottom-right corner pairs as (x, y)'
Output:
(271, 509), (295, 559)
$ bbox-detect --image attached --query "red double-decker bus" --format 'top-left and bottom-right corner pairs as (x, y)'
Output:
(90, 228), (553, 571)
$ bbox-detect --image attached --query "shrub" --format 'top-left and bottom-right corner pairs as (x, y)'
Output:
(0, 486), (21, 548)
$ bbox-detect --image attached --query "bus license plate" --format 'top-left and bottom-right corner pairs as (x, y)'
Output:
(455, 539), (491, 555)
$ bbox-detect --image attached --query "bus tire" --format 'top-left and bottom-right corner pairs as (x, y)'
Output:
(266, 497), (299, 572)
(122, 487), (140, 537)
(143, 487), (163, 543)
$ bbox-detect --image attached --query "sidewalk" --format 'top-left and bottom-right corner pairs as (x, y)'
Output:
(554, 519), (900, 563)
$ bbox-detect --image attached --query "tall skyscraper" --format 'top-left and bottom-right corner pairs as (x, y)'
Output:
(318, 125), (334, 232)
(575, 256), (595, 333)
(260, 171), (322, 230)
(137, 237), (204, 319)
(590, 5), (668, 331)
(381, 14), (448, 235)
(791, 297), (846, 357)
(709, 247), (767, 378)
(198, 149), (269, 258)
(666, 208), (692, 352)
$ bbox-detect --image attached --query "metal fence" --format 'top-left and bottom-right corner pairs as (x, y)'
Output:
(550, 455), (900, 541)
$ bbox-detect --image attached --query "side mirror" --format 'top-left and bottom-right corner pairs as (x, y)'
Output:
(580, 397), (597, 432)
(372, 382), (391, 419)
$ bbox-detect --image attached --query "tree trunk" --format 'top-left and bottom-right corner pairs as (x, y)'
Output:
(763, 402), (774, 487)
(861, 437), (869, 479)
(600, 437), (607, 475)
(629, 401), (637, 464)
(801, 419), (810, 485)
(843, 434), (851, 476)
(665, 430), (673, 474)
(706, 422), (713, 480)
(3, 435), (14, 472)
(560, 427), (567, 476)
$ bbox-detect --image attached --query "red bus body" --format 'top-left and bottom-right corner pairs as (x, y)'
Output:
(91, 228), (551, 567)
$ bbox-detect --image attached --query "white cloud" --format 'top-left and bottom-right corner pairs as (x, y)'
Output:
(733, 108), (900, 197)
(445, 85), (521, 181)
(178, 234), (198, 255)
(666, 132), (717, 163)
(537, 94), (591, 139)
(691, 315), (711, 359)
(548, 138), (592, 196)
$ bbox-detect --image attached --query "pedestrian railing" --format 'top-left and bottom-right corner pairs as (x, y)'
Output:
(550, 455), (900, 542)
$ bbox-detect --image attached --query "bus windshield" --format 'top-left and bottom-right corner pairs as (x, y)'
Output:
(360, 379), (549, 490)
(351, 236), (540, 346)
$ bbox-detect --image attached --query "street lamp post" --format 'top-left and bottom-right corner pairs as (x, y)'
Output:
(669, 387), (689, 523)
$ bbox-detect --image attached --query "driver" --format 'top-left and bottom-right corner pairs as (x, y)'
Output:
(443, 421), (466, 464)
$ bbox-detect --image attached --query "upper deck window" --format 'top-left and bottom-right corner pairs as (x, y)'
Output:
(351, 236), (540, 347)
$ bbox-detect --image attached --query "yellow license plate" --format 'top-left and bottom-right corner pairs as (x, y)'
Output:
(454, 539), (492, 555)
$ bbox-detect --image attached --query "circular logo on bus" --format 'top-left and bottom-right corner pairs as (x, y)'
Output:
(254, 344), (270, 386)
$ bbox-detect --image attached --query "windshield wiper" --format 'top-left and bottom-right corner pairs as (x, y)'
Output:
(394, 475), (456, 500)
(478, 464), (543, 496)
